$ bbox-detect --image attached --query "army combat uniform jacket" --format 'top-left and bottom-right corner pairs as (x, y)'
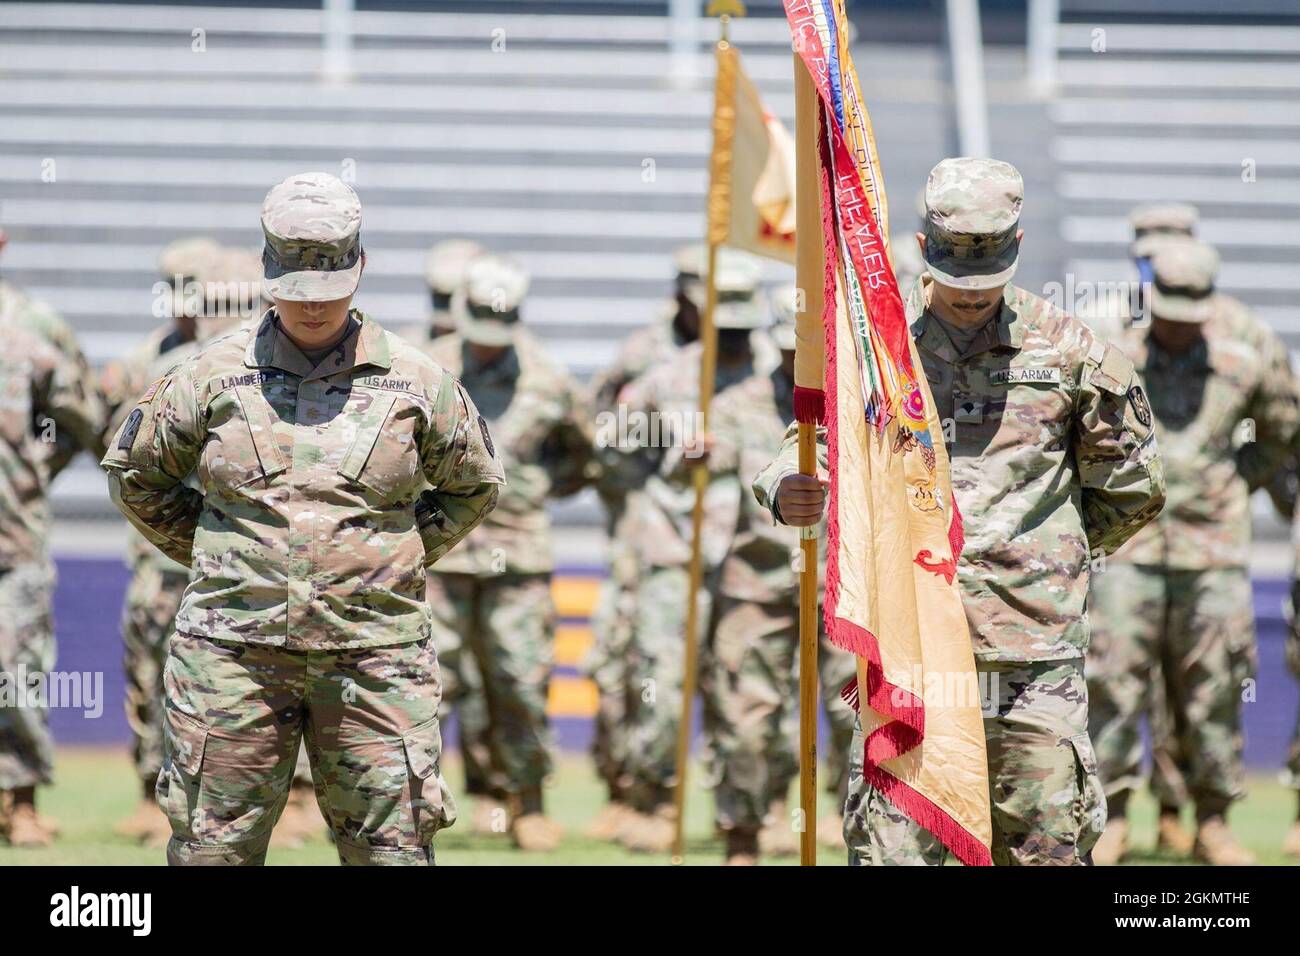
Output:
(1, 323), (105, 570)
(1109, 296), (1298, 570)
(102, 311), (503, 650)
(755, 279), (1166, 663)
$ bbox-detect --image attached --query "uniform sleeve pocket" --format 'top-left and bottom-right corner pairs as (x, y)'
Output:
(164, 707), (208, 777)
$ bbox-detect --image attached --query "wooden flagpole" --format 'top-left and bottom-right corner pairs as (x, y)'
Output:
(670, 1), (743, 865)
(793, 48), (822, 868)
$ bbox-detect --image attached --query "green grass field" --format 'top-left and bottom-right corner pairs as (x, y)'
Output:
(3, 747), (1296, 866)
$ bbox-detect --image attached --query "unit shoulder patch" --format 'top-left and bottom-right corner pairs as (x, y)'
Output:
(1127, 384), (1153, 429)
(117, 407), (144, 451)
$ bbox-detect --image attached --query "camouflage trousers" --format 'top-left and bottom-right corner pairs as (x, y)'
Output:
(623, 564), (714, 811)
(426, 572), (557, 795)
(584, 573), (638, 796)
(0, 561), (57, 790)
(1085, 564), (1252, 816)
(703, 596), (856, 830)
(121, 561), (189, 783)
(159, 633), (454, 866)
(844, 659), (1106, 866)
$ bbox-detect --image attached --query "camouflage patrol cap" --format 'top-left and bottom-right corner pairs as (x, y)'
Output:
(1149, 239), (1219, 324)
(675, 247), (766, 328)
(457, 252), (529, 346)
(1129, 202), (1198, 258)
(158, 236), (221, 283)
(769, 283), (799, 350)
(922, 157), (1023, 291)
(260, 171), (363, 302)
(711, 250), (766, 330)
(425, 239), (485, 294)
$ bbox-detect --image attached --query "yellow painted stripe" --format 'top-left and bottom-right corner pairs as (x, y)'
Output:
(552, 576), (601, 618)
(547, 675), (598, 717)
(555, 624), (593, 667)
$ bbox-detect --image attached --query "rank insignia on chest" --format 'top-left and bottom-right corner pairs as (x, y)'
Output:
(990, 367), (1062, 386)
(955, 400), (983, 424)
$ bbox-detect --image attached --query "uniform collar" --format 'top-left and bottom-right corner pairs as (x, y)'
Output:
(245, 308), (391, 379)
(908, 275), (1024, 361)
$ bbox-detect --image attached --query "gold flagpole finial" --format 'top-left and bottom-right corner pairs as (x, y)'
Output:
(707, 0), (747, 44)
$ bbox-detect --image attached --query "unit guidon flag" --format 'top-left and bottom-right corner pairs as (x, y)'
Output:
(783, 0), (993, 865)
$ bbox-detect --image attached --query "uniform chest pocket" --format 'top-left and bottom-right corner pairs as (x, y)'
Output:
(201, 387), (288, 491)
(338, 390), (422, 499)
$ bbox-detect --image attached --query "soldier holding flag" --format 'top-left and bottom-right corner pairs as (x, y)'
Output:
(758, 156), (1166, 864)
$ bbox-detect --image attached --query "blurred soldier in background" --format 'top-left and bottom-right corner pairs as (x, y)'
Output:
(423, 252), (595, 852)
(1087, 239), (1298, 866)
(106, 247), (284, 847)
(0, 244), (105, 845)
(757, 158), (1165, 866)
(609, 249), (769, 854)
(1079, 204), (1200, 855)
(693, 283), (854, 863)
(99, 237), (221, 420)
(407, 239), (483, 342)
(1077, 203), (1198, 343)
(582, 245), (704, 841)
(1, 229), (103, 481)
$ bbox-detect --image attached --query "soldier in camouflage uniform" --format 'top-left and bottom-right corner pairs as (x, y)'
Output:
(0, 320), (104, 847)
(397, 239), (484, 345)
(755, 158), (1166, 865)
(607, 250), (772, 853)
(694, 284), (854, 863)
(98, 237), (219, 426)
(101, 172), (502, 865)
(1086, 205), (1203, 857)
(0, 230), (106, 846)
(422, 252), (593, 852)
(1086, 240), (1297, 866)
(582, 245), (706, 841)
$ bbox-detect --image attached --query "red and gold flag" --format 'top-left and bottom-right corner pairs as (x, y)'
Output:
(784, 0), (993, 865)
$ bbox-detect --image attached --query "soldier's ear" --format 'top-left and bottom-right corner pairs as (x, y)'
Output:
(1016, 228), (1024, 242)
(914, 232), (926, 256)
